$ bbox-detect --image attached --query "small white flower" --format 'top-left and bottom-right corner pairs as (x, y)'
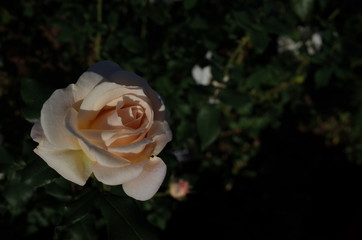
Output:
(192, 65), (212, 86)
(277, 36), (303, 55)
(205, 51), (213, 60)
(311, 33), (322, 49)
(223, 75), (230, 82)
(208, 96), (220, 104)
(306, 32), (323, 55)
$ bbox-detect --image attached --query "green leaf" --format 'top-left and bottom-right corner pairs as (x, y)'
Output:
(291, 0), (314, 21)
(233, 11), (253, 31)
(71, 214), (99, 240)
(184, 0), (197, 10)
(21, 159), (59, 188)
(315, 68), (333, 88)
(197, 106), (220, 149)
(220, 89), (250, 108)
(63, 188), (99, 225)
(20, 78), (51, 105)
(248, 28), (270, 53)
(44, 178), (72, 201)
(122, 35), (143, 53)
(0, 146), (13, 164)
(245, 69), (265, 88)
(55, 214), (99, 240)
(100, 193), (160, 240)
(189, 16), (208, 30)
(4, 182), (33, 207)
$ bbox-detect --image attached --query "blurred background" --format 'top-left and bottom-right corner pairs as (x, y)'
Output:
(1, 0), (362, 239)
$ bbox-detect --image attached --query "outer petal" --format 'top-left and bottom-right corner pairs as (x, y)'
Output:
(40, 71), (105, 149)
(74, 72), (104, 101)
(30, 120), (44, 144)
(92, 160), (146, 185)
(75, 61), (121, 99)
(148, 121), (173, 155)
(122, 156), (166, 201)
(40, 85), (80, 149)
(34, 140), (92, 186)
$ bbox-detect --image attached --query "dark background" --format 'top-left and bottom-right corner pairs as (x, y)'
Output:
(1, 0), (362, 239)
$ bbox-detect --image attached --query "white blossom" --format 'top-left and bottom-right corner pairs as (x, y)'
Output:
(192, 65), (212, 86)
(277, 36), (303, 55)
(306, 32), (323, 55)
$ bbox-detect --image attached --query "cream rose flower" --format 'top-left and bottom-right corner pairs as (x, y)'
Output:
(30, 61), (172, 201)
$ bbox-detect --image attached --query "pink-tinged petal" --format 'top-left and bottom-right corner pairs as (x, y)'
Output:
(40, 70), (105, 149)
(80, 128), (143, 146)
(78, 140), (132, 168)
(122, 156), (167, 201)
(109, 71), (167, 121)
(148, 121), (173, 155)
(30, 120), (44, 144)
(77, 83), (148, 129)
(34, 140), (92, 186)
(106, 130), (145, 147)
(74, 72), (104, 101)
(76, 61), (121, 100)
(65, 108), (131, 168)
(40, 85), (80, 149)
(107, 137), (153, 154)
(80, 82), (146, 112)
(92, 160), (146, 185)
(120, 94), (154, 129)
(89, 109), (122, 130)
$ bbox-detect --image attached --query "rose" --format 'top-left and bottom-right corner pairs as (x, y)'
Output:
(31, 61), (172, 201)
(169, 179), (190, 200)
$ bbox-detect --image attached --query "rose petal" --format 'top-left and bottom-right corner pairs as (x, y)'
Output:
(30, 120), (44, 144)
(109, 71), (167, 122)
(116, 142), (156, 163)
(40, 71), (105, 149)
(122, 156), (166, 201)
(78, 140), (132, 168)
(65, 108), (131, 168)
(148, 121), (173, 155)
(120, 94), (154, 129)
(107, 121), (172, 158)
(90, 109), (123, 129)
(74, 72), (105, 101)
(80, 128), (143, 146)
(92, 160), (146, 185)
(78, 82), (147, 129)
(40, 85), (80, 149)
(106, 130), (145, 147)
(34, 140), (92, 186)
(80, 82), (146, 112)
(107, 137), (153, 154)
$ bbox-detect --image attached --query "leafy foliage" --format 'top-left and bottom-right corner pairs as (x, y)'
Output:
(1, 0), (362, 239)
